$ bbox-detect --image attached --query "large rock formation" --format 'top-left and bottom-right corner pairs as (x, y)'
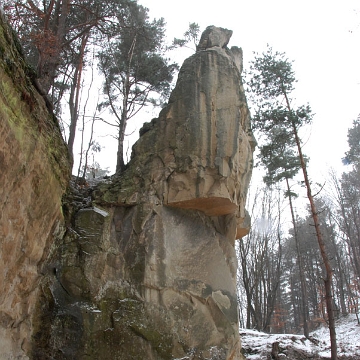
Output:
(0, 11), (71, 359)
(0, 18), (255, 360)
(32, 26), (254, 359)
(97, 25), (255, 240)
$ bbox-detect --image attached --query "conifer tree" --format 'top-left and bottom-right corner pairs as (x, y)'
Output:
(4, 0), (145, 163)
(247, 45), (337, 359)
(258, 124), (311, 338)
(343, 115), (360, 167)
(172, 22), (200, 51)
(97, 3), (177, 174)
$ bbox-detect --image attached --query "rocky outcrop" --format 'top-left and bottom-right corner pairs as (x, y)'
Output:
(30, 26), (255, 359)
(97, 25), (255, 240)
(0, 19), (255, 359)
(0, 11), (71, 359)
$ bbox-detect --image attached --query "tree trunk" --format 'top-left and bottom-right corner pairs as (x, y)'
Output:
(36, 0), (70, 93)
(327, 211), (348, 316)
(67, 34), (89, 162)
(115, 34), (137, 174)
(285, 177), (310, 338)
(285, 96), (337, 359)
(116, 76), (129, 174)
(116, 113), (126, 174)
(290, 275), (301, 331)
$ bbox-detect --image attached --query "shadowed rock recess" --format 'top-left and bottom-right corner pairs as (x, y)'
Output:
(0, 19), (255, 360)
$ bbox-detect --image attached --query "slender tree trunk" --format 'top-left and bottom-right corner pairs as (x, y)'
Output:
(240, 244), (255, 329)
(116, 108), (127, 173)
(327, 211), (348, 316)
(285, 177), (310, 337)
(77, 51), (95, 180)
(116, 34), (137, 174)
(290, 275), (300, 331)
(332, 173), (360, 279)
(36, 0), (70, 93)
(68, 65), (79, 163)
(82, 114), (96, 179)
(68, 33), (89, 162)
(263, 199), (282, 332)
(284, 92), (337, 359)
(77, 104), (86, 179)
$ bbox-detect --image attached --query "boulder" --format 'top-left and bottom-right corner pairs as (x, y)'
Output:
(197, 25), (233, 50)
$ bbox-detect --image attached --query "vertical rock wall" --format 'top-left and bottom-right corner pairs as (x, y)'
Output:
(0, 12), (71, 359)
(32, 26), (255, 359)
(0, 18), (255, 360)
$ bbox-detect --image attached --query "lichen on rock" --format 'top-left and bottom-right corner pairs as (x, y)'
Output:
(0, 20), (255, 360)
(0, 10), (71, 360)
(65, 25), (254, 359)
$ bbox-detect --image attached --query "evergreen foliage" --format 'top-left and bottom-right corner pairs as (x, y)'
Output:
(246, 46), (311, 188)
(4, 1), (177, 169)
(343, 115), (360, 166)
(246, 45), (338, 358)
(97, 2), (177, 173)
(172, 22), (200, 51)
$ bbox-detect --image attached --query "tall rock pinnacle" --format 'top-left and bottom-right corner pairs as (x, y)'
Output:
(98, 25), (256, 241)
(0, 19), (255, 359)
(58, 24), (255, 359)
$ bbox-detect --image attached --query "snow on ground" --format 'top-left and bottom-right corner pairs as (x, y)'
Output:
(240, 314), (360, 359)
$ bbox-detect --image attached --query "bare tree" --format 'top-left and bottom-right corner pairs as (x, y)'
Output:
(238, 187), (284, 332)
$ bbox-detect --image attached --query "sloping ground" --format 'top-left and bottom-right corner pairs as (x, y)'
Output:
(241, 314), (360, 359)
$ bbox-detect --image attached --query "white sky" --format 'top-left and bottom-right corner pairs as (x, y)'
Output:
(86, 0), (360, 185)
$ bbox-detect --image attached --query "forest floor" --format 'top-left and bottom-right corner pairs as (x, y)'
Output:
(241, 314), (360, 359)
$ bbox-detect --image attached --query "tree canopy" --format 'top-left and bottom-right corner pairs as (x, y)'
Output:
(343, 115), (360, 166)
(246, 45), (338, 358)
(97, 2), (177, 173)
(4, 0), (177, 169)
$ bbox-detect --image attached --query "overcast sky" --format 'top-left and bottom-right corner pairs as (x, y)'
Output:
(88, 0), (360, 188)
(137, 0), (360, 181)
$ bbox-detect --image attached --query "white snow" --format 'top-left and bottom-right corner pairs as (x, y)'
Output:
(93, 206), (109, 217)
(240, 314), (360, 359)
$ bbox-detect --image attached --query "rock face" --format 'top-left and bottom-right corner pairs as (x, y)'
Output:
(97, 25), (255, 240)
(0, 19), (255, 360)
(32, 26), (254, 359)
(0, 12), (71, 359)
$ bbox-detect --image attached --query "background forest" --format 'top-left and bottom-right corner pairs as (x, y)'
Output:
(237, 118), (360, 335)
(3, 0), (360, 350)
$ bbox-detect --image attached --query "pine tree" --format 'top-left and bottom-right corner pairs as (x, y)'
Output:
(4, 0), (145, 163)
(97, 3), (177, 174)
(246, 45), (338, 359)
(254, 98), (312, 338)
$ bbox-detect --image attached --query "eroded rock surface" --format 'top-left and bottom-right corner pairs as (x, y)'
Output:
(96, 25), (256, 240)
(0, 12), (71, 359)
(32, 26), (255, 359)
(0, 20), (255, 360)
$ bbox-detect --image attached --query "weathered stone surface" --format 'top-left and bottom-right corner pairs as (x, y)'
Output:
(95, 26), (255, 241)
(197, 25), (233, 51)
(34, 203), (246, 358)
(0, 11), (71, 359)
(31, 26), (254, 359)
(1, 21), (254, 360)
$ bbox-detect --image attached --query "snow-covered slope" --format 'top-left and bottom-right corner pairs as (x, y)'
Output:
(240, 314), (360, 359)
